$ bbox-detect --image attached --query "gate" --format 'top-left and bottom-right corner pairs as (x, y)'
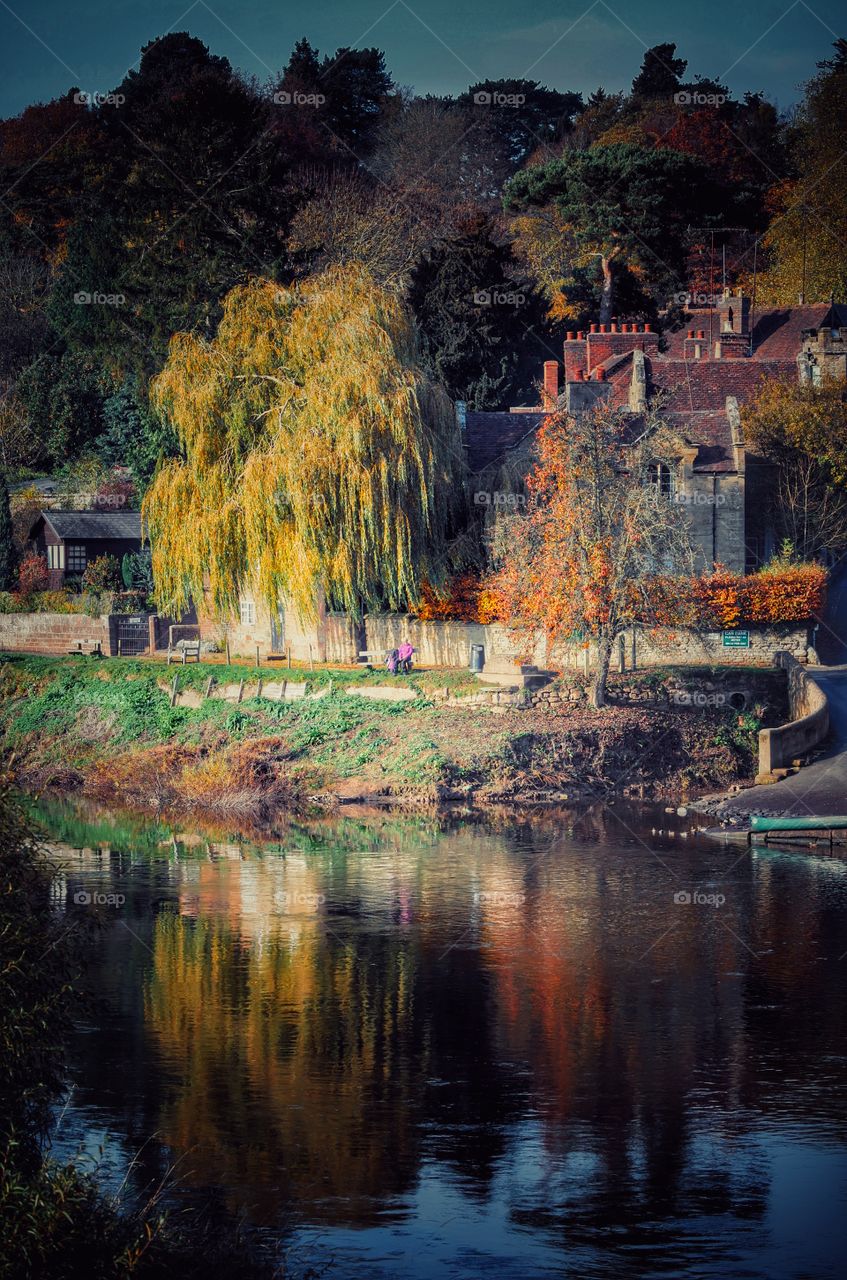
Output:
(271, 608), (285, 654)
(114, 614), (148, 657)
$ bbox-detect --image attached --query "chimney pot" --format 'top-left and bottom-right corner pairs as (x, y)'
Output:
(644, 323), (653, 333)
(590, 323), (599, 333)
(697, 329), (706, 339)
(600, 323), (608, 333)
(566, 330), (575, 341)
(595, 367), (606, 381)
(687, 329), (695, 338)
(574, 368), (584, 381)
(576, 330), (585, 340)
(610, 322), (618, 333)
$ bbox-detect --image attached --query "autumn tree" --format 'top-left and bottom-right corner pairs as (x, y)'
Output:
(743, 377), (847, 560)
(143, 265), (461, 621)
(756, 39), (847, 304)
(504, 144), (722, 322)
(491, 402), (696, 707)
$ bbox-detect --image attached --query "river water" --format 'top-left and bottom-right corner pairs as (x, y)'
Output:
(35, 798), (847, 1279)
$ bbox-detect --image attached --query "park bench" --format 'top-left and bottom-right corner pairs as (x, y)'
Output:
(167, 639), (201, 665)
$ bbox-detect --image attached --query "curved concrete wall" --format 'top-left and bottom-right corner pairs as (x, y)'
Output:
(759, 652), (829, 774)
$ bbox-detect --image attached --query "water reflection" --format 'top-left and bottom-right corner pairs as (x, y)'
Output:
(39, 799), (847, 1278)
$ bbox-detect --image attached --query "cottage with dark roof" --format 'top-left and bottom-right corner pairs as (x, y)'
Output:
(27, 511), (143, 589)
(463, 292), (847, 574)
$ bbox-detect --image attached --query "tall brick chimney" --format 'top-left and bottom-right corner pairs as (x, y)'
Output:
(542, 360), (559, 410)
(564, 321), (659, 384)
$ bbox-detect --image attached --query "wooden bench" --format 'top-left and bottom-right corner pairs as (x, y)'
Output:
(167, 640), (201, 665)
(67, 641), (102, 657)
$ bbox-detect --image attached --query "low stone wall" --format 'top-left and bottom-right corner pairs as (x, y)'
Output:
(363, 616), (537, 668)
(550, 626), (810, 671)
(364, 617), (808, 672)
(758, 652), (829, 774)
(0, 612), (111, 656)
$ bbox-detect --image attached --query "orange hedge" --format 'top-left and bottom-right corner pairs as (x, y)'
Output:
(413, 563), (826, 628)
(413, 574), (503, 624)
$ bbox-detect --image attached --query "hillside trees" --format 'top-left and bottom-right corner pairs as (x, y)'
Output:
(504, 144), (725, 322)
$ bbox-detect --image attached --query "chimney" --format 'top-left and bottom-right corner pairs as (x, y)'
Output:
(542, 360), (559, 410)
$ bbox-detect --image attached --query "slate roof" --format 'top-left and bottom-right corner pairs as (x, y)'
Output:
(463, 303), (844, 474)
(32, 511), (142, 541)
(463, 411), (548, 471)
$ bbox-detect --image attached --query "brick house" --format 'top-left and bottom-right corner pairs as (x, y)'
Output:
(464, 295), (847, 574)
(28, 511), (143, 589)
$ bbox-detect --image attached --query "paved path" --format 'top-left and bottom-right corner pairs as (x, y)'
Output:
(715, 666), (847, 821)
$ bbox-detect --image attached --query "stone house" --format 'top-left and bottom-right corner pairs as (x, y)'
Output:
(464, 294), (847, 574)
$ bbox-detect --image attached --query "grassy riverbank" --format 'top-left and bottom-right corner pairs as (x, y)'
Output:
(0, 654), (782, 822)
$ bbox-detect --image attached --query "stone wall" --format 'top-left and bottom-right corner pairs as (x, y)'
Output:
(549, 625), (810, 671)
(0, 612), (111, 656)
(759, 652), (829, 774)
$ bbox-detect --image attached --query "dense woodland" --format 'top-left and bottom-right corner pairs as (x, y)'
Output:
(1, 31), (845, 487)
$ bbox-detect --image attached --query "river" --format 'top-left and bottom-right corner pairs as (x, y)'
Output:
(35, 797), (847, 1279)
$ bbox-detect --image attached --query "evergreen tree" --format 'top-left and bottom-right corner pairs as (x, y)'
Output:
(408, 215), (552, 409)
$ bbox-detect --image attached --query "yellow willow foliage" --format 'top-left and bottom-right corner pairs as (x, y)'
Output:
(144, 265), (461, 619)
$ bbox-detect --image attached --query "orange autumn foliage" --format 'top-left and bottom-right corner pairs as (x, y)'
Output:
(654, 562), (827, 628)
(413, 574), (503, 624)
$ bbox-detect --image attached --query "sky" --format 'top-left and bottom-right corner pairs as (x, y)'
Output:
(0, 0), (843, 118)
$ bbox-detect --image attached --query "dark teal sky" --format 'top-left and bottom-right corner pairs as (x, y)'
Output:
(1, 0), (843, 116)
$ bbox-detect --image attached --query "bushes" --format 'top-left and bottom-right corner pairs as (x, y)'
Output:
(16, 551), (48, 596)
(691, 561), (827, 627)
(413, 572), (502, 623)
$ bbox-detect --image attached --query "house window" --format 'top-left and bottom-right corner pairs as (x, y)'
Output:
(649, 462), (673, 496)
(239, 599), (256, 627)
(66, 543), (86, 573)
(46, 544), (65, 571)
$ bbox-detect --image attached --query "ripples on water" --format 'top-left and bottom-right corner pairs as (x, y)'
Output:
(37, 799), (847, 1279)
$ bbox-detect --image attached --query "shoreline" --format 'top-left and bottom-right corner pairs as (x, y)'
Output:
(1, 653), (781, 830)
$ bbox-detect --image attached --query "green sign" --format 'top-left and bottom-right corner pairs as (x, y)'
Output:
(722, 630), (750, 648)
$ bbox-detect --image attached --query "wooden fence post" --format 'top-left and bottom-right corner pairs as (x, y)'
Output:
(204, 675), (214, 700)
(255, 644), (260, 668)
(170, 674), (179, 707)
(225, 638), (231, 665)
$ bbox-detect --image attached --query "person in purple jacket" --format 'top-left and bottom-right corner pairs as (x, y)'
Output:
(397, 641), (415, 674)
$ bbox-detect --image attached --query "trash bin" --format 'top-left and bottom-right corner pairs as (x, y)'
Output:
(469, 643), (484, 672)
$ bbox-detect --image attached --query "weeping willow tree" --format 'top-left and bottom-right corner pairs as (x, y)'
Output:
(143, 265), (461, 620)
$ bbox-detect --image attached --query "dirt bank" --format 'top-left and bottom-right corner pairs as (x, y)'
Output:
(0, 655), (781, 820)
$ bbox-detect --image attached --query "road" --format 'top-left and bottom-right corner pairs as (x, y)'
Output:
(715, 665), (847, 821)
